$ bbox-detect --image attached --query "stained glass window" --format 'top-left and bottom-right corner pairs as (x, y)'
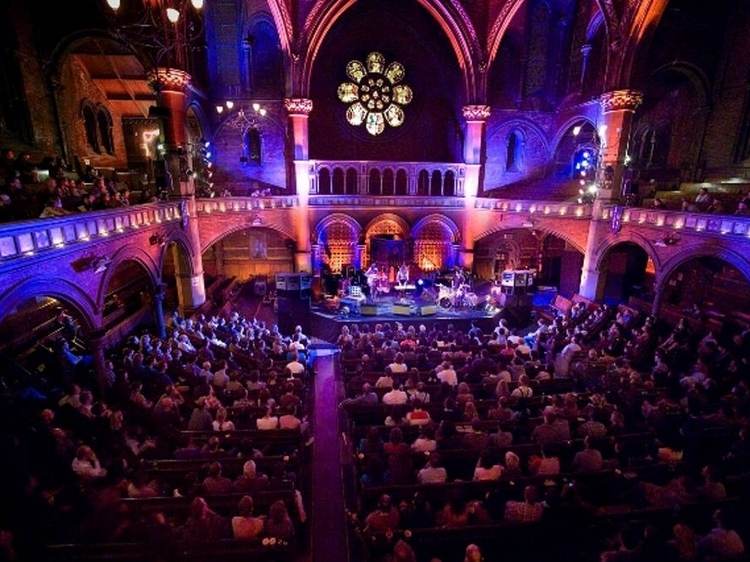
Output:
(338, 52), (413, 136)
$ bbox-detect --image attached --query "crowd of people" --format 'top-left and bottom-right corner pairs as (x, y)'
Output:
(0, 307), (312, 561)
(337, 303), (750, 561)
(649, 186), (750, 217)
(0, 147), (160, 223)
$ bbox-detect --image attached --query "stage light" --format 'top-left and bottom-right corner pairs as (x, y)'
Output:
(417, 279), (424, 286)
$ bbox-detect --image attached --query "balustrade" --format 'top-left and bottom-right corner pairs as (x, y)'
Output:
(308, 160), (467, 197)
(602, 205), (750, 238)
(0, 202), (182, 263)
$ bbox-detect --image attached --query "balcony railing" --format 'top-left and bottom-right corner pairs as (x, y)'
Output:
(473, 198), (593, 218)
(0, 202), (182, 263)
(602, 205), (750, 239)
(195, 197), (299, 214)
(308, 160), (467, 196)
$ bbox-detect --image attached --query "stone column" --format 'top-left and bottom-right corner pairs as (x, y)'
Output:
(578, 90), (643, 300)
(459, 105), (490, 270)
(88, 332), (108, 396)
(149, 68), (191, 197)
(154, 287), (167, 339)
(151, 69), (206, 314)
(285, 98), (314, 272)
(596, 89), (643, 203)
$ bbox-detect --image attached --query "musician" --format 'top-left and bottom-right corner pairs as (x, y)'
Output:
(451, 267), (465, 290)
(397, 263), (409, 287)
(365, 263), (379, 298)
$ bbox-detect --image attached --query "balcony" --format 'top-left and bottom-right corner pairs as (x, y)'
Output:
(307, 160), (467, 196)
(0, 202), (183, 265)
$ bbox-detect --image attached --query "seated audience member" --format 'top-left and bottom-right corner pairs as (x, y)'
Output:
(573, 436), (604, 473)
(234, 460), (269, 493)
(202, 461), (234, 495)
(232, 495), (265, 539)
(411, 426), (437, 453)
(256, 406), (279, 430)
(474, 450), (503, 481)
(698, 509), (745, 561)
(504, 485), (544, 523)
(71, 445), (107, 480)
(212, 407), (235, 432)
(178, 497), (230, 542)
(365, 494), (400, 535)
(417, 454), (448, 484)
(406, 399), (431, 426)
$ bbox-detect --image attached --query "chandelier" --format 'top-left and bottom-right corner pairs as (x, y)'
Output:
(104, 0), (206, 71)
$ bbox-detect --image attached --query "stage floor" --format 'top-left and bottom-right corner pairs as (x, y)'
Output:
(308, 294), (504, 342)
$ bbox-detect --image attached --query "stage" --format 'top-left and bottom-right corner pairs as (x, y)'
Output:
(308, 292), (506, 343)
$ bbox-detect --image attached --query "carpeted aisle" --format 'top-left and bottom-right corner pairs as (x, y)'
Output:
(310, 349), (348, 561)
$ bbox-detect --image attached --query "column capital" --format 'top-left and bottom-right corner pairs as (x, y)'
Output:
(462, 105), (491, 122)
(149, 68), (191, 93)
(599, 89), (643, 113)
(285, 98), (314, 116)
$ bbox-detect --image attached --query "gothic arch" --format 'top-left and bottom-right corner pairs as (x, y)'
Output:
(0, 278), (98, 333)
(411, 214), (460, 244)
(363, 213), (410, 242)
(265, 0), (294, 59)
(301, 0), (479, 100)
(617, 0), (671, 88)
(200, 221), (296, 254)
(658, 245), (750, 292)
(159, 231), (196, 279)
(96, 246), (159, 313)
(550, 117), (597, 159)
(313, 213), (362, 244)
(593, 231), (661, 276)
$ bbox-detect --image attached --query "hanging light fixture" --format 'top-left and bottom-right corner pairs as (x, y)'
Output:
(166, 8), (180, 23)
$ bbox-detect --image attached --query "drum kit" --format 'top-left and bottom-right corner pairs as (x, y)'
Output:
(435, 283), (477, 310)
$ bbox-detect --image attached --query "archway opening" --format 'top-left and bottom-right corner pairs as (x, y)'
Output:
(101, 260), (153, 329)
(0, 296), (90, 385)
(201, 227), (295, 282)
(661, 257), (750, 329)
(599, 242), (653, 305)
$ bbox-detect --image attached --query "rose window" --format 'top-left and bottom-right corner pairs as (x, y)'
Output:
(337, 52), (413, 136)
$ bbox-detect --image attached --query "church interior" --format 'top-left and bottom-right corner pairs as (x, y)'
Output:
(1, 0), (750, 560)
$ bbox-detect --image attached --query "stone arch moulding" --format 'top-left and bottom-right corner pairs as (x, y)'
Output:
(160, 230), (197, 279)
(411, 214), (461, 244)
(656, 244), (750, 294)
(363, 213), (411, 240)
(264, 1), (294, 59)
(0, 278), (98, 333)
(592, 231), (662, 277)
(485, 0), (529, 80)
(550, 116), (598, 157)
(96, 245), (160, 314)
(313, 213), (363, 245)
(616, 0), (672, 88)
(199, 220), (296, 255)
(301, 0), (479, 100)
(475, 223), (585, 256)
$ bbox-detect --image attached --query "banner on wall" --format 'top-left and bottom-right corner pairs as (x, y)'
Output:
(248, 231), (267, 259)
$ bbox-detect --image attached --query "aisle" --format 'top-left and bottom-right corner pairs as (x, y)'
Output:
(310, 350), (348, 561)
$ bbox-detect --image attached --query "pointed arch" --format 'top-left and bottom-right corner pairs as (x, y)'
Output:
(313, 213), (362, 243)
(266, 0), (294, 58)
(411, 214), (460, 244)
(301, 0), (479, 100)
(0, 278), (98, 333)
